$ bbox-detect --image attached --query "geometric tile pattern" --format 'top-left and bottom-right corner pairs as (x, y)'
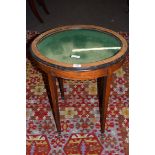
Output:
(26, 31), (129, 155)
(64, 133), (103, 155)
(26, 135), (50, 155)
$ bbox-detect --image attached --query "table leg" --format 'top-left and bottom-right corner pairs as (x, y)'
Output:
(48, 73), (61, 133)
(37, 0), (50, 14)
(97, 75), (112, 133)
(57, 77), (65, 100)
(28, 0), (44, 23)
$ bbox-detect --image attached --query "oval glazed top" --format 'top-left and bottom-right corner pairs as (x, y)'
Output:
(31, 25), (128, 71)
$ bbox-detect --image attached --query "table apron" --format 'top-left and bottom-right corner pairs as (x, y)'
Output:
(33, 59), (125, 80)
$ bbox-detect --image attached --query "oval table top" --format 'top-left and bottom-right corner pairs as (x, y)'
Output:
(31, 25), (128, 71)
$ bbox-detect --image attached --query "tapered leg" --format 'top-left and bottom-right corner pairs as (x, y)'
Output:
(97, 75), (112, 133)
(57, 77), (65, 100)
(28, 0), (43, 23)
(47, 73), (61, 133)
(37, 0), (50, 14)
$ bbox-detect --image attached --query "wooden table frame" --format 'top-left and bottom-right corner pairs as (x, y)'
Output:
(30, 25), (128, 134)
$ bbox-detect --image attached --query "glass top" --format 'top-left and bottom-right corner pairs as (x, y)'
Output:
(37, 29), (122, 64)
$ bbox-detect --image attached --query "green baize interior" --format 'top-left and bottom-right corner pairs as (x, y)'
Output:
(37, 29), (121, 64)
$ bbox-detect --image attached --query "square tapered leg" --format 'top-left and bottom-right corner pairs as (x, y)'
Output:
(48, 73), (61, 133)
(97, 75), (112, 133)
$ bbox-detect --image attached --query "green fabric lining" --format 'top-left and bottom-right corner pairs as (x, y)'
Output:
(37, 29), (121, 64)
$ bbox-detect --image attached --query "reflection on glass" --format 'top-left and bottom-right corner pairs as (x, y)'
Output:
(72, 47), (121, 52)
(37, 29), (122, 64)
